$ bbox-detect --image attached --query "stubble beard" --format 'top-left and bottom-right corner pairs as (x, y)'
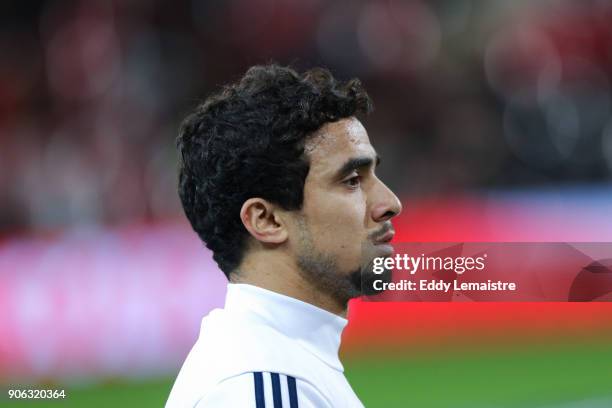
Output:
(295, 216), (394, 305)
(295, 218), (363, 308)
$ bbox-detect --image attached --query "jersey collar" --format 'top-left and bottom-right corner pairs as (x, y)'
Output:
(224, 283), (348, 372)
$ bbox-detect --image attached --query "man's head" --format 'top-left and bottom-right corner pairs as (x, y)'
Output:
(178, 64), (401, 306)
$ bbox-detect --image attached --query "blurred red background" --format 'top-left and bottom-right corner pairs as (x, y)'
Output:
(1, 1), (612, 402)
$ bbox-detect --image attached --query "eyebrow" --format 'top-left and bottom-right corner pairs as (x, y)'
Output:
(334, 154), (381, 180)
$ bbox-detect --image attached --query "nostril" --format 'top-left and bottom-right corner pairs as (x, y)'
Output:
(381, 210), (396, 220)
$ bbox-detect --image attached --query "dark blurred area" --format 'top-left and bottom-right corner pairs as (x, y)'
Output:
(1, 0), (611, 233)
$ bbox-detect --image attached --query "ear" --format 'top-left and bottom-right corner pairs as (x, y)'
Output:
(240, 198), (288, 244)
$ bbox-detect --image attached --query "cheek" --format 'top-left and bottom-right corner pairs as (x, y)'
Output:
(305, 190), (368, 239)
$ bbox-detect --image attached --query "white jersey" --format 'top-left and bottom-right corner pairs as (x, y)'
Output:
(165, 283), (364, 408)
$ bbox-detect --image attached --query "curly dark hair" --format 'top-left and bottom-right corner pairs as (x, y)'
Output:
(177, 64), (373, 278)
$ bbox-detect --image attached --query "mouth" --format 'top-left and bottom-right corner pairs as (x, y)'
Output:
(373, 229), (395, 245)
(372, 229), (396, 257)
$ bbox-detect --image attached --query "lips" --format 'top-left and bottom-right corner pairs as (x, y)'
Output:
(374, 229), (395, 245)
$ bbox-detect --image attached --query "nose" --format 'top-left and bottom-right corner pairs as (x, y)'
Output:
(370, 178), (402, 223)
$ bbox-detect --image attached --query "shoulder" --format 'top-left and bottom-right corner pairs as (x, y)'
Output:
(195, 309), (318, 377)
(192, 371), (333, 408)
(166, 310), (326, 407)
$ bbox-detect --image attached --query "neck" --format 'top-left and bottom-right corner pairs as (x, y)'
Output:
(230, 253), (348, 317)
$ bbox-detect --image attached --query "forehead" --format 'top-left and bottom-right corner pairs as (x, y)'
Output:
(305, 117), (375, 176)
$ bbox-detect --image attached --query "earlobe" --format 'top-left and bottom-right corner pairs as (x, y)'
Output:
(240, 198), (288, 244)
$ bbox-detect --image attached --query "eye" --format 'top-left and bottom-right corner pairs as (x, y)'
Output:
(343, 175), (362, 188)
